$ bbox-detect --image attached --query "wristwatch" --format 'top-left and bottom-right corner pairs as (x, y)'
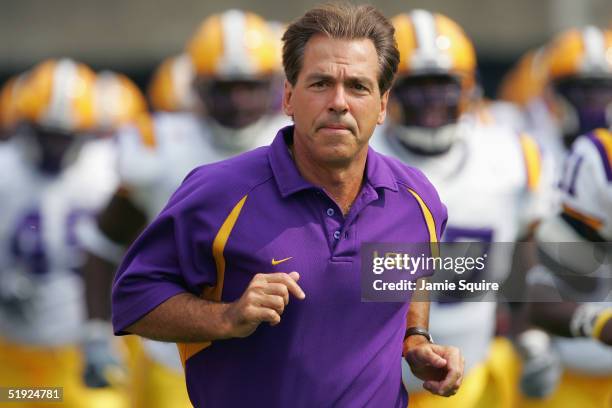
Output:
(404, 327), (434, 343)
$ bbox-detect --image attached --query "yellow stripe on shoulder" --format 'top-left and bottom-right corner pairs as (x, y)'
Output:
(519, 133), (542, 191)
(178, 194), (248, 367)
(407, 188), (439, 258)
(593, 128), (612, 169)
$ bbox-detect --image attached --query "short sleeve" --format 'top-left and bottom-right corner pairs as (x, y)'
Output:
(111, 170), (218, 335)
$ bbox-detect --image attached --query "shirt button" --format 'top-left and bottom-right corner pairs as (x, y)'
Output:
(326, 208), (335, 216)
(334, 230), (341, 240)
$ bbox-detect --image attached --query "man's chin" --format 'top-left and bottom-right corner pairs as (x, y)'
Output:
(315, 147), (358, 168)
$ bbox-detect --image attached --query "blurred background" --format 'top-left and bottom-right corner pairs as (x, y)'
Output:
(1, 0), (611, 96)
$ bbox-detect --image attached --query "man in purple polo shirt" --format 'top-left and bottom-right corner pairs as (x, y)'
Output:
(112, 3), (464, 407)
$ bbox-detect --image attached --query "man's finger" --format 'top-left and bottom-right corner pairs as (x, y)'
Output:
(262, 283), (290, 305)
(263, 272), (305, 300)
(257, 308), (281, 326)
(259, 294), (286, 315)
(415, 346), (447, 368)
(424, 380), (456, 397)
(436, 347), (463, 395)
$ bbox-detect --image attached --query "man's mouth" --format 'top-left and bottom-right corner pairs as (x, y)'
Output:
(320, 123), (352, 132)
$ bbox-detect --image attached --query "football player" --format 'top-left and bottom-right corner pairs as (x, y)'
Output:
(523, 27), (612, 174)
(525, 128), (612, 408)
(78, 9), (289, 408)
(370, 10), (554, 408)
(0, 59), (128, 407)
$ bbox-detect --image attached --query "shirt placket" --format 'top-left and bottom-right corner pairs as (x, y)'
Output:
(331, 184), (380, 261)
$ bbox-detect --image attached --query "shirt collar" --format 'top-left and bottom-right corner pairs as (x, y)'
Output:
(268, 125), (398, 197)
(364, 143), (399, 192)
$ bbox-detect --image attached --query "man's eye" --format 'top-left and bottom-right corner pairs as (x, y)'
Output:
(353, 83), (369, 92)
(311, 81), (327, 88)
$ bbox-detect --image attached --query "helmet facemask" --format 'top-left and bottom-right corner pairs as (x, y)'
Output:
(391, 74), (463, 155)
(194, 77), (274, 129)
(552, 76), (612, 148)
(19, 122), (90, 175)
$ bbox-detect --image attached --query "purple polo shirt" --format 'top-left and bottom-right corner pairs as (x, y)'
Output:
(112, 126), (447, 408)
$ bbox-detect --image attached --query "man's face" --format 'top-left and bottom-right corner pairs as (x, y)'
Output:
(283, 34), (389, 167)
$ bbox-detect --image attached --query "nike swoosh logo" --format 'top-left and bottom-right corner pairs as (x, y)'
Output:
(271, 257), (293, 266)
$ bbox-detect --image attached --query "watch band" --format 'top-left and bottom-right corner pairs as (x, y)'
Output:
(404, 327), (434, 343)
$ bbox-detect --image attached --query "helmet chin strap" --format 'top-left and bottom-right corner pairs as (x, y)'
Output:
(207, 116), (269, 152)
(393, 123), (460, 155)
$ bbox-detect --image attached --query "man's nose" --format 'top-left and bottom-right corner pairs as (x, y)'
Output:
(327, 85), (349, 114)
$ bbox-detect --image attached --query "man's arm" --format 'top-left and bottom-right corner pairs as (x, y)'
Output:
(83, 188), (148, 320)
(403, 281), (464, 397)
(528, 214), (612, 345)
(528, 288), (612, 345)
(124, 272), (306, 342)
(124, 292), (233, 342)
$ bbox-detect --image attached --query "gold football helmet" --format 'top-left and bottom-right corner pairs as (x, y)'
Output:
(147, 54), (196, 112)
(95, 70), (147, 132)
(17, 58), (97, 133)
(186, 9), (279, 80)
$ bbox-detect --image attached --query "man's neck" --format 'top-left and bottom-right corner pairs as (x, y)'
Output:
(290, 143), (367, 216)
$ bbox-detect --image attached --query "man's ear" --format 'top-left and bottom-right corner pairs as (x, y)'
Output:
(283, 80), (294, 117)
(377, 89), (390, 125)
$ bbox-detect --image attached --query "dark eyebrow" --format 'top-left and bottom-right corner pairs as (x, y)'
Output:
(346, 76), (375, 89)
(305, 73), (375, 88)
(304, 73), (335, 83)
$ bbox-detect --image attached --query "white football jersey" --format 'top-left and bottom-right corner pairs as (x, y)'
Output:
(0, 138), (118, 345)
(535, 128), (612, 374)
(371, 120), (553, 386)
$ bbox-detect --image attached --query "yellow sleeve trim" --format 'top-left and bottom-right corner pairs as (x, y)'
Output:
(562, 203), (604, 231)
(178, 194), (248, 366)
(519, 133), (542, 191)
(407, 188), (440, 258)
(592, 309), (612, 341)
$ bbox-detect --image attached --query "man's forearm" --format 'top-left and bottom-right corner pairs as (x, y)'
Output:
(528, 290), (577, 337)
(407, 278), (430, 327)
(124, 292), (233, 342)
(403, 283), (431, 354)
(85, 253), (118, 321)
(529, 293), (612, 344)
(406, 300), (430, 329)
